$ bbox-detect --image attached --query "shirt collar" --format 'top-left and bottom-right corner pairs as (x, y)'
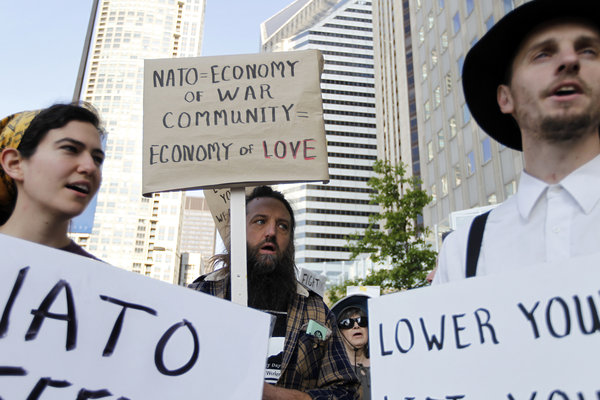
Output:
(560, 154), (600, 214)
(517, 154), (600, 219)
(516, 171), (548, 220)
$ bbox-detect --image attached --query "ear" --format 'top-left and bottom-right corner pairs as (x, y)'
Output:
(0, 148), (25, 182)
(497, 84), (514, 115)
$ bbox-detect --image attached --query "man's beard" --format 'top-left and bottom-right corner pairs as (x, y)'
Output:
(246, 239), (297, 312)
(539, 112), (599, 143)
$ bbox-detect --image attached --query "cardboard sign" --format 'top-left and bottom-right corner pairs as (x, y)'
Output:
(143, 50), (328, 195)
(369, 253), (600, 400)
(203, 187), (254, 250)
(298, 268), (326, 298)
(0, 234), (270, 399)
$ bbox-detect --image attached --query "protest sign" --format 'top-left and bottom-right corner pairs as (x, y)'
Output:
(369, 253), (600, 400)
(142, 50), (328, 195)
(0, 234), (271, 399)
(203, 187), (254, 250)
(298, 268), (326, 298)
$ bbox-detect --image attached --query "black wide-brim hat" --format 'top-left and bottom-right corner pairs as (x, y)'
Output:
(462, 0), (600, 151)
(331, 294), (370, 321)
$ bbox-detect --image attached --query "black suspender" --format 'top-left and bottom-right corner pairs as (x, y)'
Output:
(465, 211), (491, 278)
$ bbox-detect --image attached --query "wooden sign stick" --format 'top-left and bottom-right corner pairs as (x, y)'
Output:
(230, 187), (248, 306)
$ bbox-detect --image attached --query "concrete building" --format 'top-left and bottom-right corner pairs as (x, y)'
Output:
(372, 0), (527, 244)
(72, 0), (206, 283)
(179, 196), (216, 280)
(373, 0), (420, 177)
(261, 0), (380, 283)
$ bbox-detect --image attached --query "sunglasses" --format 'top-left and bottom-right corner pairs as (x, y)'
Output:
(338, 316), (368, 330)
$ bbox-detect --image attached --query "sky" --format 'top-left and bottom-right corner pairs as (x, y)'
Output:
(0, 0), (295, 233)
(0, 0), (295, 118)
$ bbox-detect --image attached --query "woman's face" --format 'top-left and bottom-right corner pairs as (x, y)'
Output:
(17, 120), (104, 220)
(340, 313), (369, 349)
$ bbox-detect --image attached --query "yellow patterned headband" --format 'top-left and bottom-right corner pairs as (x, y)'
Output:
(0, 110), (41, 208)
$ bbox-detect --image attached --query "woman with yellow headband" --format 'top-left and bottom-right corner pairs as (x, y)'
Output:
(0, 103), (105, 259)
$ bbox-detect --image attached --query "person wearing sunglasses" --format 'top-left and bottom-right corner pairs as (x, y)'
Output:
(190, 186), (359, 400)
(332, 294), (371, 400)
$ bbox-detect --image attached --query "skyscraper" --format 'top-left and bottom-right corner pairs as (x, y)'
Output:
(373, 0), (420, 178)
(373, 0), (526, 243)
(73, 0), (206, 283)
(178, 195), (216, 285)
(262, 0), (380, 280)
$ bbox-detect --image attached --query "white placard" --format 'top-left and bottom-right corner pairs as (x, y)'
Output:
(369, 253), (600, 400)
(346, 285), (380, 298)
(298, 268), (326, 298)
(0, 234), (270, 399)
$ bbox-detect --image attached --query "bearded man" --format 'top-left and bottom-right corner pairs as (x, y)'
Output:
(434, 0), (600, 283)
(190, 186), (359, 400)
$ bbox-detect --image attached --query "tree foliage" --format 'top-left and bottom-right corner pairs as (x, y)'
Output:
(328, 160), (436, 303)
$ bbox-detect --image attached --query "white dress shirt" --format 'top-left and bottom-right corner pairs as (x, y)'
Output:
(434, 154), (600, 284)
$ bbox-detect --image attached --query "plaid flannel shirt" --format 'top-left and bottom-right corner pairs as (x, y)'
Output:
(189, 269), (360, 400)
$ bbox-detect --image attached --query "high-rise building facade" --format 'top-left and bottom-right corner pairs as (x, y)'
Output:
(262, 0), (380, 279)
(180, 196), (216, 256)
(373, 0), (527, 243)
(373, 0), (419, 177)
(73, 0), (206, 283)
(179, 196), (216, 281)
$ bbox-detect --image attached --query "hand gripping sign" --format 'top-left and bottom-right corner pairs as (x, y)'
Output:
(0, 234), (270, 399)
(369, 253), (600, 400)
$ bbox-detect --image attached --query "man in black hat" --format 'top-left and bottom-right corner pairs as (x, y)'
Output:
(434, 0), (600, 283)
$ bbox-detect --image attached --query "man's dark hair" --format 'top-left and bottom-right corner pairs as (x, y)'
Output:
(246, 186), (295, 234)
(18, 103), (103, 159)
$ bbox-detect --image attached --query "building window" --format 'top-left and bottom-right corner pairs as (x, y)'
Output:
(488, 194), (497, 205)
(422, 63), (428, 80)
(441, 175), (448, 196)
(438, 0), (445, 10)
(454, 164), (462, 186)
(431, 184), (437, 203)
(458, 55), (465, 74)
(431, 49), (438, 67)
(437, 129), (445, 149)
(441, 32), (448, 51)
(428, 12), (434, 30)
(419, 26), (425, 44)
(466, 151), (476, 175)
(453, 12), (461, 34)
(445, 73), (453, 93)
(462, 104), (471, 124)
(505, 180), (517, 196)
(434, 86), (441, 108)
(482, 137), (492, 163)
(466, 0), (474, 15)
(427, 141), (434, 161)
(425, 100), (431, 120)
(485, 15), (495, 31)
(416, 0), (422, 10)
(449, 117), (457, 137)
(503, 0), (514, 13)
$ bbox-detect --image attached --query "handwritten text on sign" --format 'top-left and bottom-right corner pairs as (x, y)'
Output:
(369, 253), (600, 400)
(143, 50), (328, 194)
(203, 187), (254, 250)
(0, 234), (270, 399)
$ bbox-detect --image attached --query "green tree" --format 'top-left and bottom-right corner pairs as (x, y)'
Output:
(328, 160), (436, 304)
